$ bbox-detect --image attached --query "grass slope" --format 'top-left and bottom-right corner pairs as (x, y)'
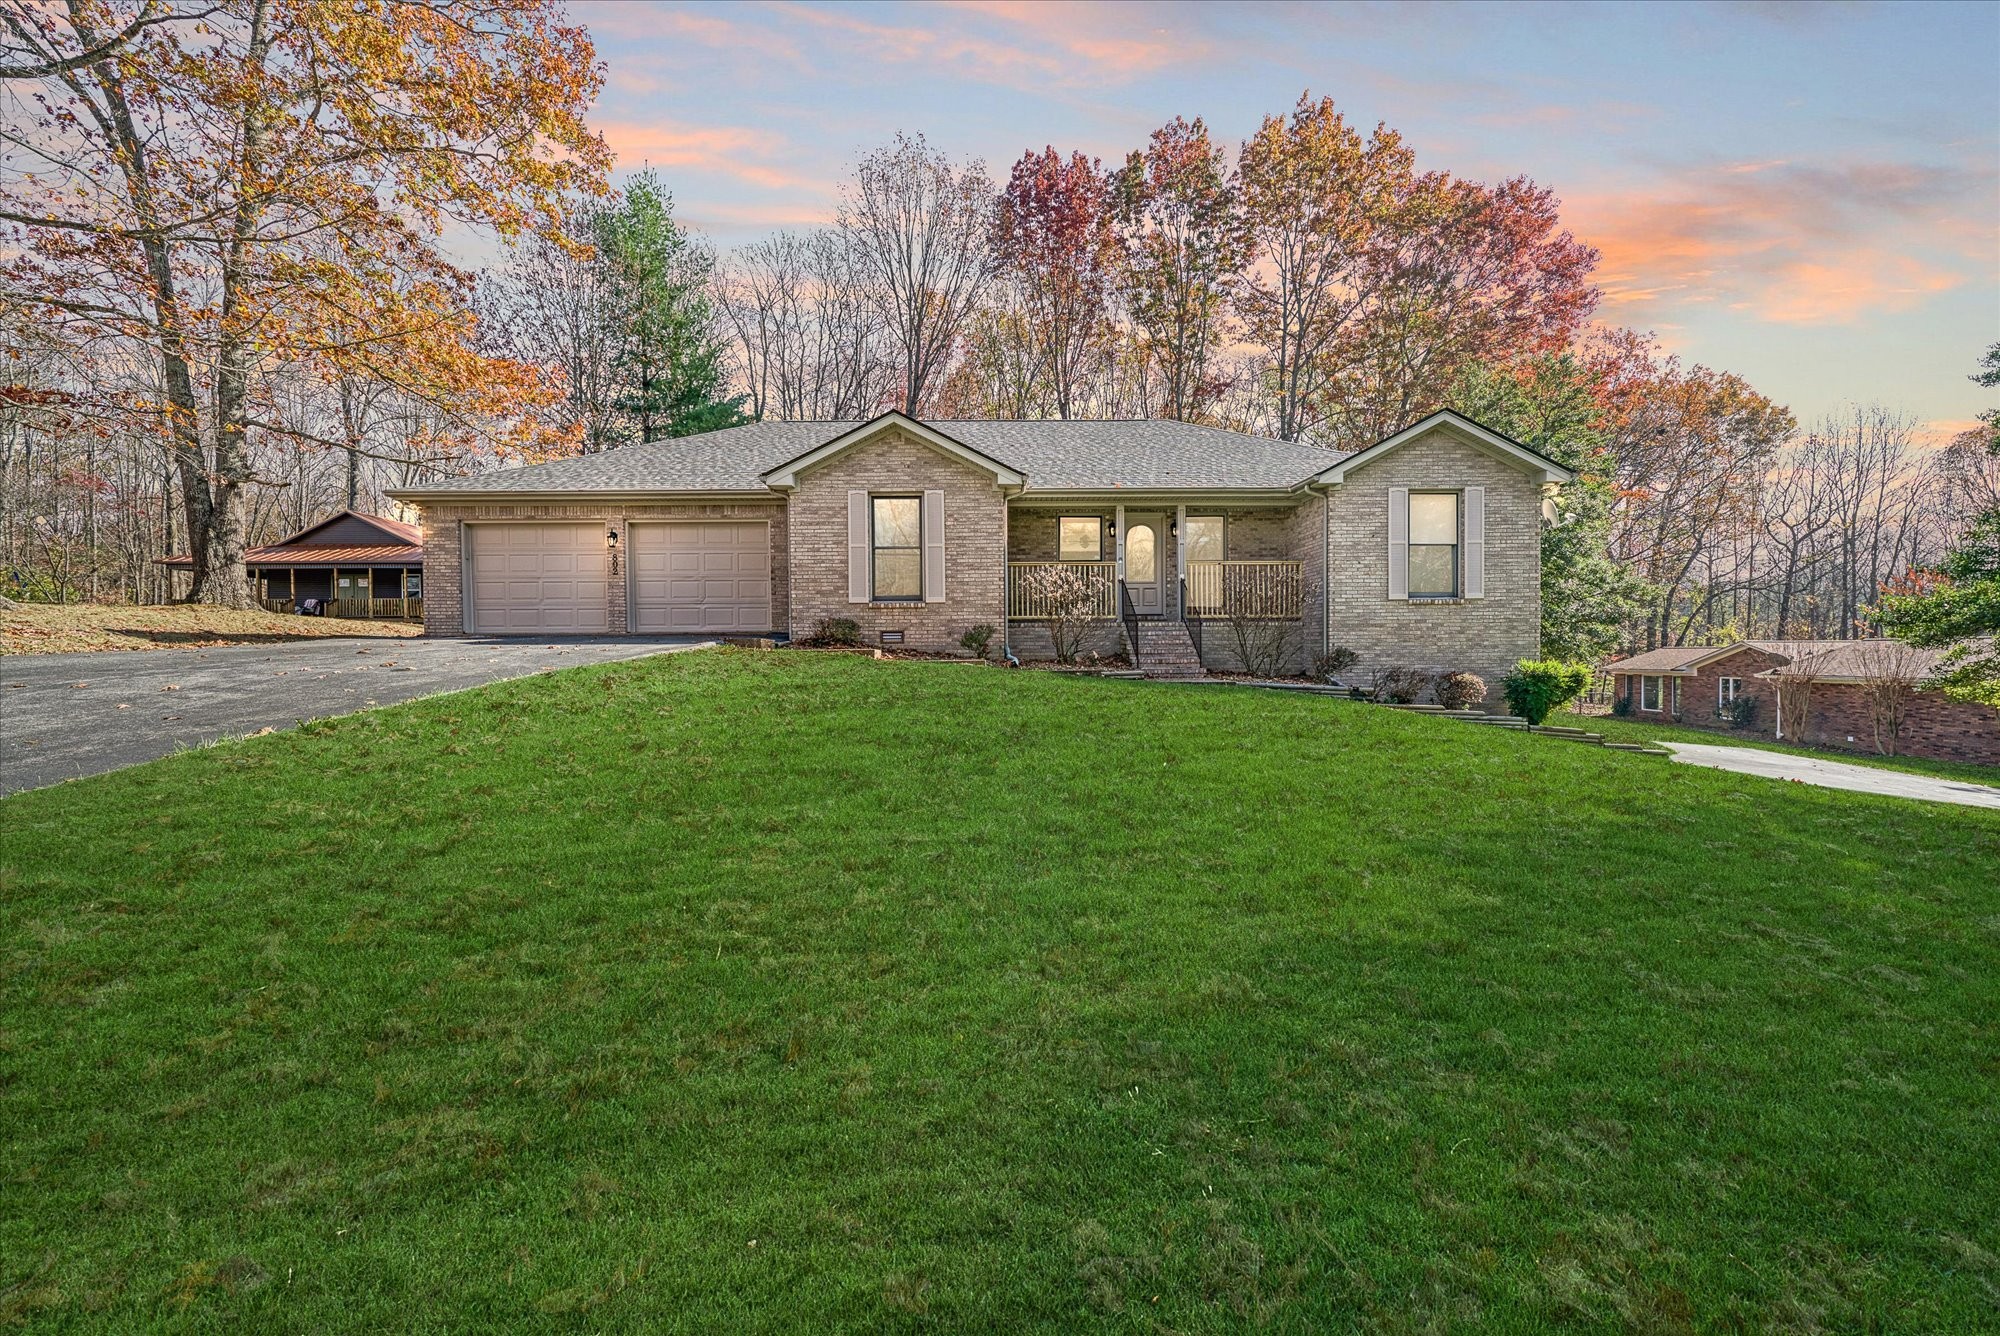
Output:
(3, 650), (1996, 1332)
(0, 604), (421, 656)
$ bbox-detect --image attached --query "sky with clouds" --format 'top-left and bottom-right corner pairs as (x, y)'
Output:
(571, 0), (1999, 437)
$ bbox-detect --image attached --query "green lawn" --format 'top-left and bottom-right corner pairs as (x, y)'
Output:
(1557, 708), (2000, 785)
(4, 649), (1997, 1331)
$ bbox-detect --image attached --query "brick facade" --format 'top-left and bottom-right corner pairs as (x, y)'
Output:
(417, 500), (787, 637)
(785, 427), (1008, 654)
(1613, 647), (2000, 766)
(407, 421), (1551, 687)
(1323, 425), (1543, 691)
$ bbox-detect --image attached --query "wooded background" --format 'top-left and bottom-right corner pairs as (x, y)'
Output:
(3, 4), (1993, 659)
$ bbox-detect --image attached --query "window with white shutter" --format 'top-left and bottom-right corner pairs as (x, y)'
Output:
(922, 489), (945, 603)
(1387, 486), (1409, 600)
(847, 490), (869, 603)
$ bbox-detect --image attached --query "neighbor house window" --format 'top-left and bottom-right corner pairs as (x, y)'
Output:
(1718, 677), (1740, 708)
(1407, 492), (1459, 598)
(1057, 516), (1102, 562)
(871, 496), (922, 600)
(1640, 675), (1662, 711)
(406, 571), (422, 598)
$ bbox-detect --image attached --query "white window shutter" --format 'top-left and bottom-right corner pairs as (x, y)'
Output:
(922, 489), (946, 603)
(847, 490), (869, 603)
(1463, 485), (1485, 599)
(1387, 486), (1409, 600)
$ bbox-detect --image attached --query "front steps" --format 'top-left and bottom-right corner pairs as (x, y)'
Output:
(1128, 620), (1204, 678)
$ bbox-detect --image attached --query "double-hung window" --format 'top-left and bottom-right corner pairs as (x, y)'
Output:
(1718, 677), (1740, 709)
(871, 496), (922, 601)
(1057, 516), (1102, 562)
(1639, 675), (1662, 712)
(1407, 492), (1460, 598)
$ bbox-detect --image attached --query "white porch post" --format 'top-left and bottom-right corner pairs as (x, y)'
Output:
(1114, 504), (1126, 582)
(1174, 503), (1186, 616)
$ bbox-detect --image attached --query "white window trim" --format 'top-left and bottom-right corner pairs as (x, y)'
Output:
(870, 494), (923, 603)
(1057, 515), (1103, 563)
(1640, 675), (1663, 712)
(1718, 677), (1740, 708)
(1184, 513), (1227, 562)
(1407, 490), (1462, 600)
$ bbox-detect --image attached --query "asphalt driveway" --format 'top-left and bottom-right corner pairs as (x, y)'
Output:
(1, 635), (711, 796)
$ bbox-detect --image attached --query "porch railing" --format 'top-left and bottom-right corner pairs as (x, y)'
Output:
(1006, 561), (1118, 619)
(260, 594), (424, 621)
(1184, 560), (1303, 620)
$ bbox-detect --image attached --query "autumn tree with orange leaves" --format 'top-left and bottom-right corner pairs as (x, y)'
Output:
(0, 0), (609, 605)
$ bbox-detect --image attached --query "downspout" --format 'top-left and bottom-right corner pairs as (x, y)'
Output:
(1773, 682), (1783, 739)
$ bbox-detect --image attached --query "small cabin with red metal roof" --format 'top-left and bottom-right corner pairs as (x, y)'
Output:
(162, 511), (423, 617)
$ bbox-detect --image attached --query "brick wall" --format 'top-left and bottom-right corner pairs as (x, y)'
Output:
(1794, 682), (2000, 765)
(1323, 424), (1544, 692)
(416, 499), (787, 636)
(786, 427), (1007, 653)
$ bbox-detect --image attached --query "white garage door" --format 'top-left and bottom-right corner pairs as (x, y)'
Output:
(631, 521), (772, 633)
(467, 523), (608, 634)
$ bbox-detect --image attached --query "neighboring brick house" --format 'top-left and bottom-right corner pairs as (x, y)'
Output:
(388, 409), (1574, 686)
(1608, 640), (2000, 766)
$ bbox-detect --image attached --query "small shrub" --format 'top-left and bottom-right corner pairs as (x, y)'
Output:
(1370, 666), (1433, 705)
(1433, 671), (1487, 711)
(1502, 658), (1592, 725)
(1312, 647), (1360, 682)
(1722, 694), (1760, 730)
(959, 624), (995, 659)
(801, 617), (862, 648)
(1610, 693), (1635, 718)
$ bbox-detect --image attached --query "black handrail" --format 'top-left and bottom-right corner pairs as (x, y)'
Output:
(1118, 579), (1141, 670)
(1179, 576), (1203, 659)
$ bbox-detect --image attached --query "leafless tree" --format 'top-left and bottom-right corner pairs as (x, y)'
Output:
(837, 133), (995, 413)
(1769, 647), (1833, 743)
(1853, 639), (1930, 755)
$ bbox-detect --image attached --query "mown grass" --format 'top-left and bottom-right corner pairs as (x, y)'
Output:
(3, 648), (1997, 1332)
(1558, 707), (2000, 786)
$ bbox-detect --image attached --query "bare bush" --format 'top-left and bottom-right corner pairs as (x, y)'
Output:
(1434, 671), (1487, 710)
(1018, 564), (1102, 664)
(1224, 614), (1301, 678)
(1853, 640), (1930, 755)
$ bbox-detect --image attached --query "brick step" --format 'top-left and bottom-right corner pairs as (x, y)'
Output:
(1126, 620), (1204, 679)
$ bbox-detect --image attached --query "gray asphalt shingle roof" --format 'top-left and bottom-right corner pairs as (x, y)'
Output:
(398, 419), (1351, 495)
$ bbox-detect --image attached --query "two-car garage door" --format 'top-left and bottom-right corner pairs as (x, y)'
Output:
(466, 521), (770, 635)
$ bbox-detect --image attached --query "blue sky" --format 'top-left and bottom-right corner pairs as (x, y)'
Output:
(571, 0), (2000, 436)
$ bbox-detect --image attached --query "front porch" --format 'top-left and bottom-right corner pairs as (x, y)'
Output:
(1003, 503), (1309, 674)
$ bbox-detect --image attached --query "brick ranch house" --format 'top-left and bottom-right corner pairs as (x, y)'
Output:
(386, 409), (1574, 685)
(1608, 640), (2000, 766)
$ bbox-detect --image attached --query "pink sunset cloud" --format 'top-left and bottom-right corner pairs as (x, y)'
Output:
(1568, 156), (1992, 324)
(596, 120), (821, 194)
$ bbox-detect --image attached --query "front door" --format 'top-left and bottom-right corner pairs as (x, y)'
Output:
(1124, 514), (1164, 615)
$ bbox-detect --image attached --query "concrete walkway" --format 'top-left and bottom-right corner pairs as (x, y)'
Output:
(1659, 741), (2000, 809)
(1, 636), (712, 796)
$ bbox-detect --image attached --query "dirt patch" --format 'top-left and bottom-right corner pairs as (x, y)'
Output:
(1, 603), (424, 655)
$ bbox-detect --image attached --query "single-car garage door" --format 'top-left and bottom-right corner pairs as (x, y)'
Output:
(630, 521), (772, 633)
(467, 523), (608, 634)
